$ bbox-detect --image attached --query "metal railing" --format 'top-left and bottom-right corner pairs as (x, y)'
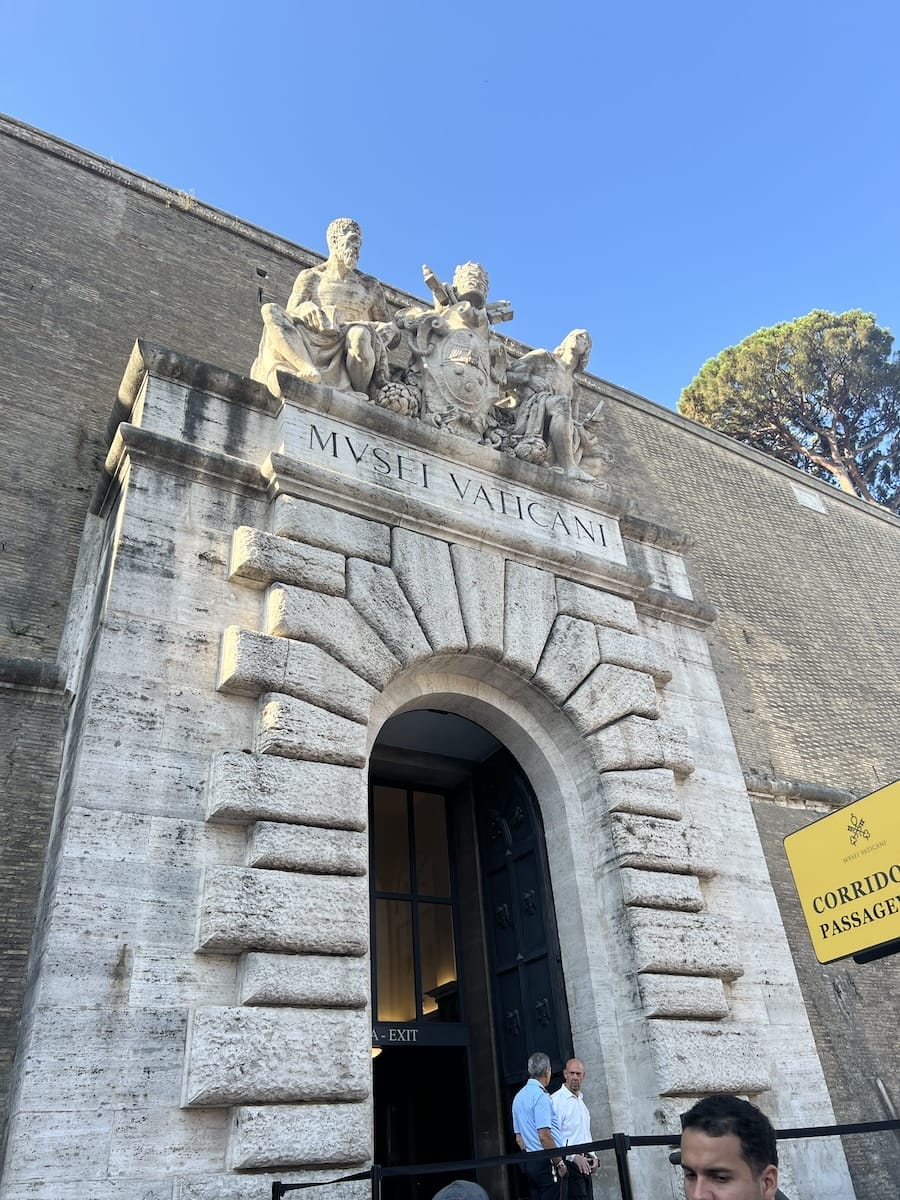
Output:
(271, 1117), (900, 1200)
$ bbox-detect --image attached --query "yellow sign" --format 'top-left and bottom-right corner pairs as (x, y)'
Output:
(784, 779), (900, 964)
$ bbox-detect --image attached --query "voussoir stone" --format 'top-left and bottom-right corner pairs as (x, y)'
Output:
(247, 822), (367, 875)
(206, 752), (367, 830)
(198, 866), (368, 955)
(345, 558), (431, 665)
(609, 811), (692, 873)
(564, 663), (659, 735)
(182, 1005), (370, 1107)
(270, 494), (390, 563)
(228, 1101), (371, 1169)
(229, 526), (345, 594)
(392, 528), (467, 653)
(556, 579), (639, 633)
(449, 542), (505, 658)
(504, 560), (557, 677)
(240, 951), (369, 1008)
(266, 585), (399, 689)
(532, 615), (601, 705)
(257, 693), (367, 765)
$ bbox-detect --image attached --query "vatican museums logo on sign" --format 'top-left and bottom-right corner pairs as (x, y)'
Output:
(784, 779), (900, 964)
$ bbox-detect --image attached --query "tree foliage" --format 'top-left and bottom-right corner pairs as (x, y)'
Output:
(678, 310), (900, 513)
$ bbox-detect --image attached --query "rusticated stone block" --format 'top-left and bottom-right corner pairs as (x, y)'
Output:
(240, 952), (369, 1008)
(266, 585), (399, 689)
(206, 752), (366, 830)
(449, 543), (505, 658)
(587, 716), (695, 778)
(229, 526), (345, 594)
(610, 811), (691, 873)
(247, 822), (367, 875)
(628, 908), (743, 980)
(228, 1101), (371, 1169)
(599, 768), (682, 819)
(257, 693), (367, 765)
(504, 561), (557, 677)
(621, 867), (703, 911)
(564, 663), (659, 735)
(182, 1006), (370, 1107)
(219, 628), (376, 722)
(271, 494), (390, 563)
(532, 615), (600, 704)
(556, 579), (639, 633)
(595, 627), (673, 684)
(345, 558), (430, 665)
(647, 1022), (768, 1096)
(392, 529), (467, 652)
(639, 974), (729, 1020)
(198, 866), (367, 955)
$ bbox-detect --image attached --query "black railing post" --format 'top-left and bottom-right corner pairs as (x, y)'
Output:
(371, 1161), (382, 1200)
(272, 1184), (284, 1200)
(611, 1132), (634, 1200)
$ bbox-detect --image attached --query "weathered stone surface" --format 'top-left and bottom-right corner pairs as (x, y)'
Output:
(392, 528), (467, 652)
(449, 543), (505, 658)
(647, 1022), (768, 1096)
(587, 715), (695, 777)
(176, 1176), (370, 1200)
(182, 1006), (369, 1106)
(609, 811), (692, 873)
(345, 558), (431, 665)
(532, 615), (600, 704)
(620, 867), (703, 912)
(247, 822), (367, 875)
(257, 693), (367, 765)
(503, 560), (557, 677)
(198, 867), (367, 955)
(240, 952), (369, 1008)
(596, 626), (673, 684)
(229, 526), (345, 594)
(206, 752), (367, 830)
(228, 1102), (371, 1169)
(599, 769), (682, 819)
(218, 628), (376, 722)
(564, 663), (659, 735)
(266, 584), (399, 689)
(639, 974), (729, 1020)
(556, 579), (639, 633)
(271, 495), (390, 563)
(628, 908), (743, 980)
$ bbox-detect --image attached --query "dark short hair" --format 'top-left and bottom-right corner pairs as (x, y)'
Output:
(680, 1094), (778, 1174)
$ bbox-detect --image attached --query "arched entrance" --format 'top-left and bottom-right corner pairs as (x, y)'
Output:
(369, 710), (573, 1200)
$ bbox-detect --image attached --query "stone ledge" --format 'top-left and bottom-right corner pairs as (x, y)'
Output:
(647, 1022), (768, 1096)
(103, 422), (266, 497)
(595, 627), (673, 684)
(621, 867), (703, 911)
(628, 908), (743, 980)
(182, 1006), (369, 1107)
(609, 812), (701, 875)
(247, 822), (367, 876)
(556, 579), (641, 633)
(599, 769), (682, 819)
(271, 495), (391, 564)
(587, 716), (694, 778)
(257, 693), (368, 765)
(638, 974), (729, 1020)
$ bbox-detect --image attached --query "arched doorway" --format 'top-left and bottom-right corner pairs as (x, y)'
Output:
(369, 711), (573, 1200)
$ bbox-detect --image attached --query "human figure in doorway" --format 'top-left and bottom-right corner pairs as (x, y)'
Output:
(678, 1093), (781, 1200)
(551, 1058), (597, 1200)
(512, 1051), (567, 1200)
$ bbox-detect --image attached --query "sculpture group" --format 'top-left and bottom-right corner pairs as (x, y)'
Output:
(251, 219), (605, 482)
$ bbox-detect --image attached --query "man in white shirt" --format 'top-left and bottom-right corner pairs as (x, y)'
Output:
(551, 1058), (597, 1200)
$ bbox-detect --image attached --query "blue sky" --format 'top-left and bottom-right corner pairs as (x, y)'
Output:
(5, 0), (899, 409)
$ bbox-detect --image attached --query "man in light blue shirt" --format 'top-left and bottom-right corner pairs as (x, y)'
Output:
(512, 1051), (567, 1200)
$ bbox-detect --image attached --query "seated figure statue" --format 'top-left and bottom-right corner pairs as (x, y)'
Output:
(251, 218), (397, 399)
(503, 329), (601, 481)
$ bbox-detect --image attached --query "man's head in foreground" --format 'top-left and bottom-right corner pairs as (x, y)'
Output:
(680, 1094), (778, 1200)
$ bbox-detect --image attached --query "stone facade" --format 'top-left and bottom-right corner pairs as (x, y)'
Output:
(1, 114), (898, 1199)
